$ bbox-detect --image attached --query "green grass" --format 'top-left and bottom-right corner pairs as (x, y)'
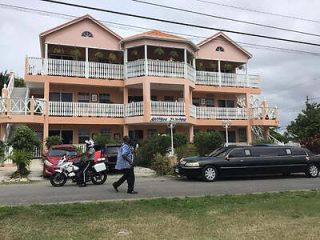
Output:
(1, 191), (320, 240)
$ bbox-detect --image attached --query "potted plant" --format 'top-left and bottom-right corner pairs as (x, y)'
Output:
(169, 50), (179, 61)
(94, 51), (105, 61)
(53, 47), (64, 55)
(69, 48), (82, 60)
(108, 52), (118, 64)
(154, 47), (164, 58)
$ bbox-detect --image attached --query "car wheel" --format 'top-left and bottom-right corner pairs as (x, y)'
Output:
(202, 166), (218, 182)
(50, 172), (67, 187)
(91, 172), (107, 185)
(305, 164), (319, 178)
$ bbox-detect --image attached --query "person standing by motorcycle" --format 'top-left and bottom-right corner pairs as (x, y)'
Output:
(112, 136), (137, 194)
(77, 139), (96, 187)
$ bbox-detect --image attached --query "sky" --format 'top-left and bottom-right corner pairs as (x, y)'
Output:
(1, 0), (320, 130)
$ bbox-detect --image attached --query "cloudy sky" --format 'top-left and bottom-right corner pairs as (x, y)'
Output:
(1, 0), (320, 129)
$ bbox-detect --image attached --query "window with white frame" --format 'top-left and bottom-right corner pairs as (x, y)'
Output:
(78, 128), (90, 143)
(99, 94), (111, 103)
(216, 46), (224, 52)
(81, 31), (93, 38)
(78, 93), (90, 103)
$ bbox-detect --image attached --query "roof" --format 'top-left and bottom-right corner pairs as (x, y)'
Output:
(122, 30), (198, 51)
(40, 14), (122, 40)
(197, 32), (252, 58)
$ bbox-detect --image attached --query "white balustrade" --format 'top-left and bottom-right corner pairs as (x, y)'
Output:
(151, 101), (185, 116)
(47, 58), (85, 77)
(250, 107), (278, 120)
(190, 105), (196, 118)
(195, 106), (248, 120)
(0, 98), (7, 112)
(196, 71), (260, 88)
(10, 98), (31, 114)
(33, 98), (46, 115)
(126, 59), (145, 78)
(89, 62), (124, 79)
(49, 101), (124, 117)
(7, 73), (15, 97)
(125, 101), (144, 117)
(27, 57), (44, 75)
(148, 60), (185, 78)
(186, 64), (196, 82)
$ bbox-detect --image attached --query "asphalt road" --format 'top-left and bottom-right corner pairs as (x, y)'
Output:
(1, 174), (320, 206)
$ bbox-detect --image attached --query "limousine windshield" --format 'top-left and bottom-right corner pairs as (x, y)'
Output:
(209, 147), (229, 157)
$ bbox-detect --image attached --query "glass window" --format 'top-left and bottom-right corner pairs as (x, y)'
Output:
(286, 149), (292, 155)
(244, 149), (251, 156)
(100, 128), (111, 137)
(81, 31), (93, 38)
(216, 46), (224, 52)
(192, 98), (200, 106)
(99, 94), (111, 103)
(218, 100), (234, 108)
(49, 92), (60, 101)
(164, 96), (174, 102)
(291, 148), (307, 156)
(78, 93), (90, 103)
(239, 128), (247, 142)
(151, 96), (157, 101)
(229, 149), (244, 158)
(206, 98), (214, 107)
(78, 128), (90, 144)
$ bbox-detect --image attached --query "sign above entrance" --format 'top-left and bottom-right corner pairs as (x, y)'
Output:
(150, 116), (187, 123)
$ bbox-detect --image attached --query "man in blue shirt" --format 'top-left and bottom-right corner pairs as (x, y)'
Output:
(112, 136), (137, 194)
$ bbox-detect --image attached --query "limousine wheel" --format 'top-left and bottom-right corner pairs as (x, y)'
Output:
(306, 164), (319, 178)
(202, 166), (218, 182)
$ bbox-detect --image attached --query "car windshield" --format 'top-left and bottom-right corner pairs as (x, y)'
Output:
(208, 147), (229, 157)
(107, 146), (120, 155)
(48, 149), (78, 157)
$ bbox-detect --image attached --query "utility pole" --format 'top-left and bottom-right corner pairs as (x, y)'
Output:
(222, 120), (231, 147)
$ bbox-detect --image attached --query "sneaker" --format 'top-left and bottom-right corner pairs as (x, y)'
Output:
(112, 183), (119, 192)
(127, 191), (138, 194)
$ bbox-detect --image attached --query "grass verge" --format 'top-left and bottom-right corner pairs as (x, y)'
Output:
(1, 191), (320, 240)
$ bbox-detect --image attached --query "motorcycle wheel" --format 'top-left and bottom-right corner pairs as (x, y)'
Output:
(50, 172), (67, 187)
(91, 172), (107, 185)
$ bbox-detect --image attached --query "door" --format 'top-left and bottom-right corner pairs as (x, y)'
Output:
(220, 148), (249, 176)
(61, 130), (73, 144)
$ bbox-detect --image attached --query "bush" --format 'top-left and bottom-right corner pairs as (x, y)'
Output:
(175, 144), (198, 160)
(9, 149), (33, 177)
(252, 138), (274, 145)
(93, 134), (111, 147)
(0, 140), (5, 165)
(194, 131), (224, 156)
(173, 133), (188, 147)
(8, 126), (40, 152)
(46, 135), (63, 148)
(135, 135), (171, 167)
(151, 153), (175, 176)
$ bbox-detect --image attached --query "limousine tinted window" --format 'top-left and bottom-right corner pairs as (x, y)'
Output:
(229, 148), (244, 158)
(251, 147), (287, 157)
(291, 148), (307, 156)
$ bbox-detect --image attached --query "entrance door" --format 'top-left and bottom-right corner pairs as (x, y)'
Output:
(61, 130), (73, 144)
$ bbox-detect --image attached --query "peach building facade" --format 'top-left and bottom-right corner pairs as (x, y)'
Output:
(0, 15), (278, 146)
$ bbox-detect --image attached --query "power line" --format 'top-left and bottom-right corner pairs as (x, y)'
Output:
(196, 0), (320, 24)
(2, 3), (320, 58)
(38, 0), (320, 47)
(2, 3), (320, 57)
(133, 0), (320, 38)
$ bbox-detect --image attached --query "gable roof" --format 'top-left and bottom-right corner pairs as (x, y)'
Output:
(40, 14), (122, 40)
(198, 32), (252, 58)
(122, 30), (198, 51)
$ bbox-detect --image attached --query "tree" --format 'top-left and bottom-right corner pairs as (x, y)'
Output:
(0, 70), (9, 90)
(194, 131), (224, 156)
(8, 126), (40, 176)
(286, 102), (320, 141)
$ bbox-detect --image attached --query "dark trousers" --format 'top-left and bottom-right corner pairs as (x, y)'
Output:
(114, 167), (135, 192)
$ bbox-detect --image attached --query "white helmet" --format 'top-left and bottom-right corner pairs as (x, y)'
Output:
(85, 139), (95, 148)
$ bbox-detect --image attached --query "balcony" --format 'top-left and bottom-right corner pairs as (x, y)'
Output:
(196, 71), (260, 88)
(190, 105), (248, 120)
(151, 101), (185, 116)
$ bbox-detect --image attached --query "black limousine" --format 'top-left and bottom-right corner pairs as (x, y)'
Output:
(175, 145), (320, 181)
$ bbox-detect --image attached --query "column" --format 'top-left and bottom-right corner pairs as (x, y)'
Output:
(184, 48), (187, 79)
(124, 48), (128, 79)
(30, 96), (35, 115)
(44, 81), (50, 116)
(189, 125), (194, 143)
(184, 83), (190, 118)
(245, 62), (249, 87)
(85, 47), (89, 78)
(123, 87), (128, 104)
(44, 43), (48, 75)
(0, 124), (6, 142)
(143, 81), (151, 121)
(123, 125), (129, 137)
(247, 125), (252, 145)
(245, 93), (252, 144)
(43, 81), (50, 151)
(144, 45), (148, 76)
(262, 99), (268, 119)
(192, 57), (196, 82)
(218, 60), (221, 87)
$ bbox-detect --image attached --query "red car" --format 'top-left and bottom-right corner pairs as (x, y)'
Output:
(43, 144), (106, 177)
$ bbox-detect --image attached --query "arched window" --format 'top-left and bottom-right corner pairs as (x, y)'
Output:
(81, 31), (93, 38)
(216, 46), (224, 52)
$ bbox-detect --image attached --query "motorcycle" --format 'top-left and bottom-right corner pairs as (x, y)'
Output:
(49, 158), (108, 187)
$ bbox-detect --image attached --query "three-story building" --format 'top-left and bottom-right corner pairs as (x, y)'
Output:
(0, 15), (278, 146)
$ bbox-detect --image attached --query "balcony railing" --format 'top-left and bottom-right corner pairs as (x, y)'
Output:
(151, 101), (185, 116)
(26, 57), (260, 88)
(125, 101), (144, 117)
(250, 107), (278, 120)
(0, 98), (45, 115)
(196, 71), (260, 88)
(194, 106), (248, 120)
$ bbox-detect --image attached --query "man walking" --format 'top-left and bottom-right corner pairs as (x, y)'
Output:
(112, 136), (137, 194)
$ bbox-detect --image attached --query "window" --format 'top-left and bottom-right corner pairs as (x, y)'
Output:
(81, 31), (93, 38)
(216, 46), (224, 52)
(192, 98), (200, 106)
(164, 96), (174, 102)
(148, 129), (157, 137)
(78, 93), (90, 103)
(218, 100), (234, 108)
(99, 94), (111, 103)
(239, 128), (247, 142)
(200, 98), (206, 105)
(100, 128), (111, 137)
(291, 148), (307, 156)
(206, 98), (214, 107)
(78, 128), (90, 144)
(229, 149), (244, 158)
(285, 149), (292, 155)
(151, 96), (158, 101)
(244, 149), (251, 156)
